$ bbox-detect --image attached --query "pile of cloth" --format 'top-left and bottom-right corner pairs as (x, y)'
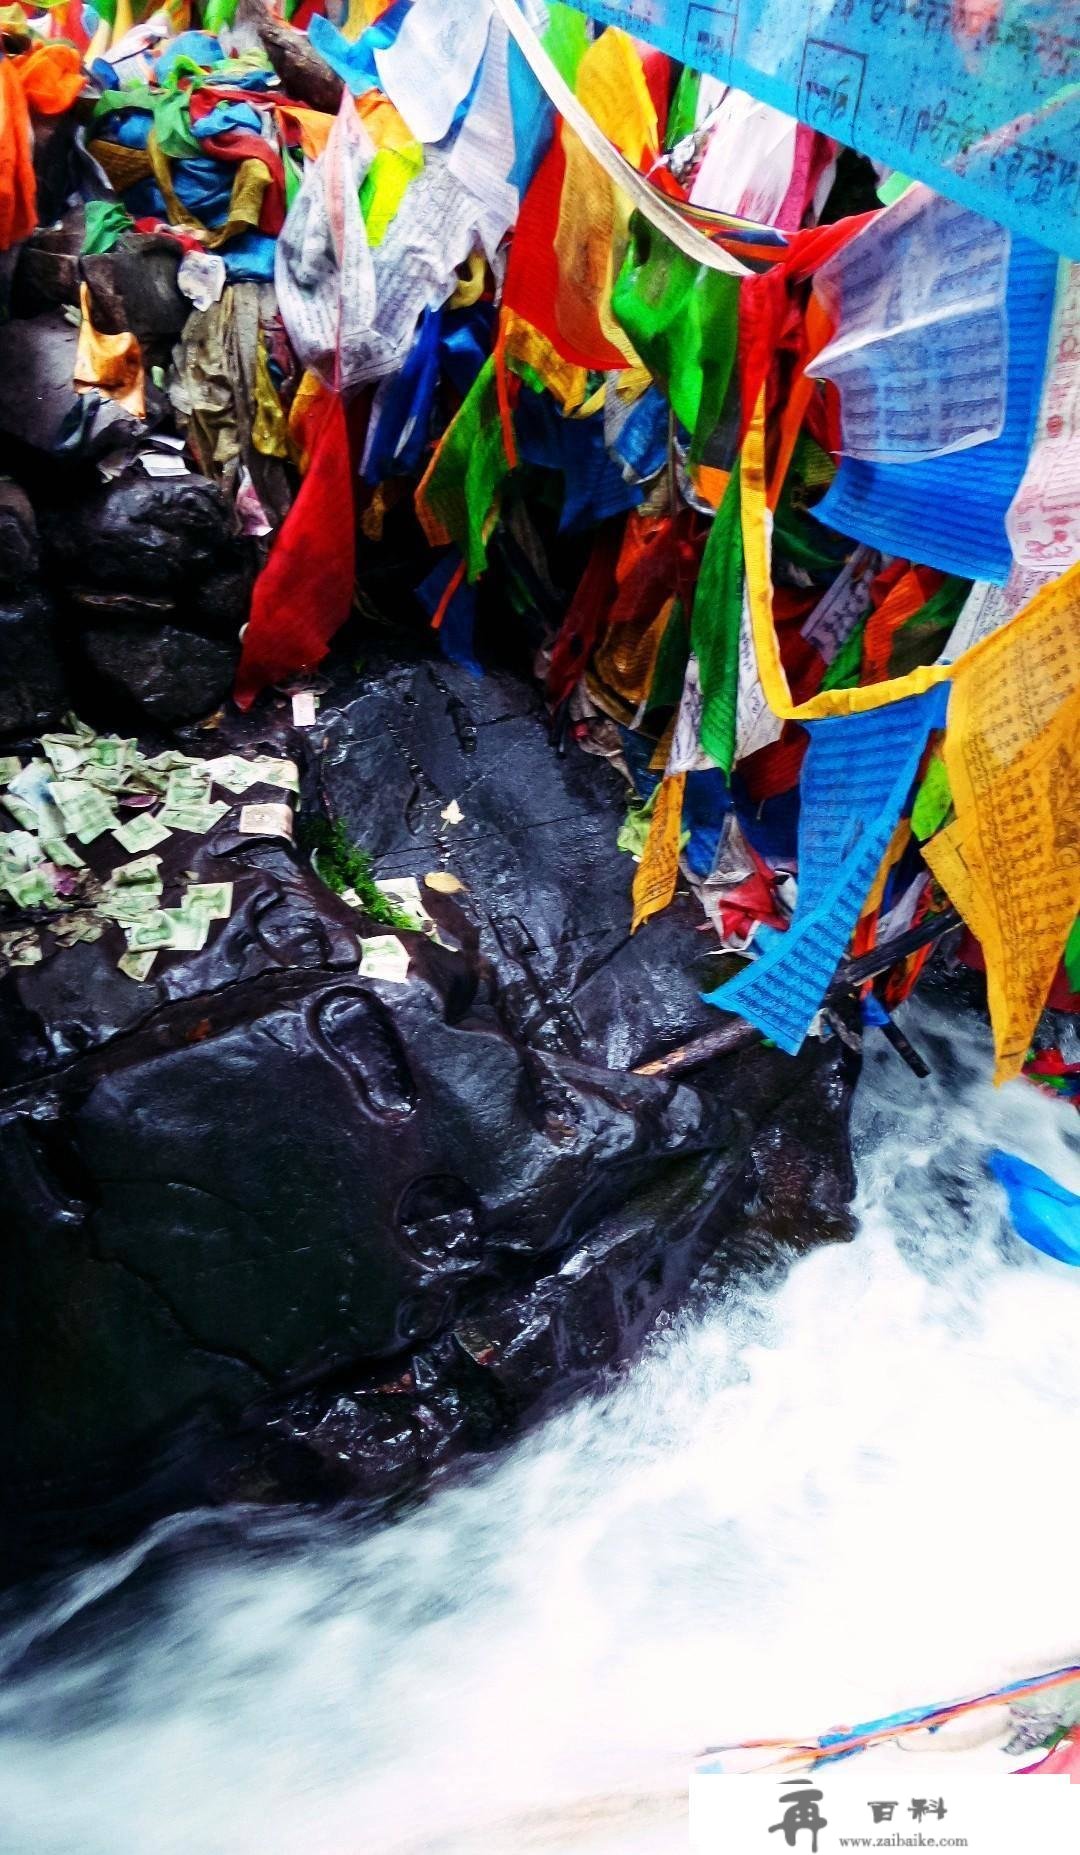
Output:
(1, 0), (1078, 1087)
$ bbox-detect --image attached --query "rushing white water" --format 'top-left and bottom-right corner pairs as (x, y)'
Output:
(1, 996), (1079, 1855)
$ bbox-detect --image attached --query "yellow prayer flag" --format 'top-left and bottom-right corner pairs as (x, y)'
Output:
(922, 578), (1080, 1083)
(631, 771), (686, 932)
(739, 388), (1080, 723)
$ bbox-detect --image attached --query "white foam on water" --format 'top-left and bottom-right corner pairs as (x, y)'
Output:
(1, 998), (1078, 1854)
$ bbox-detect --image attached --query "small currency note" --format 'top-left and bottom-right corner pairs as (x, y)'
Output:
(98, 889), (162, 922)
(203, 754), (255, 794)
(238, 802), (293, 839)
(48, 779), (119, 845)
(0, 928), (42, 967)
(0, 830), (44, 875)
(123, 912), (179, 951)
(359, 934), (411, 984)
(374, 876), (431, 931)
(158, 799), (230, 834)
(113, 854), (163, 887)
(41, 837), (86, 869)
(207, 755), (300, 795)
(117, 949), (158, 982)
(182, 882), (233, 920)
(0, 756), (22, 785)
(165, 765), (212, 808)
(160, 905), (210, 951)
(3, 866), (58, 909)
(1, 793), (41, 832)
(142, 750), (203, 774)
(52, 912), (105, 947)
(39, 737), (90, 776)
(292, 692), (318, 727)
(79, 762), (129, 793)
(250, 757), (300, 792)
(112, 811), (172, 855)
(7, 760), (66, 837)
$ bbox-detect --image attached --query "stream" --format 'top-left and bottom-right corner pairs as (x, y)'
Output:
(1, 994), (1078, 1854)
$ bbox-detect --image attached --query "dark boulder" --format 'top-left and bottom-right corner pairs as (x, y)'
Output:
(0, 587), (65, 737)
(0, 646), (858, 1550)
(42, 472), (236, 594)
(79, 620), (238, 724)
(11, 209), (84, 319)
(236, 0), (345, 113)
(0, 480), (40, 587)
(82, 237), (189, 345)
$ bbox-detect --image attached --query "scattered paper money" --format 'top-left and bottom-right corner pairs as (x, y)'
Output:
(0, 756), (22, 785)
(424, 871), (466, 893)
(238, 802), (294, 839)
(112, 812), (172, 855)
(291, 692), (318, 727)
(359, 934), (411, 984)
(118, 949), (158, 982)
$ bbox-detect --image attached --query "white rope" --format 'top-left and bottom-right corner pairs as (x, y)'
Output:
(488, 0), (751, 277)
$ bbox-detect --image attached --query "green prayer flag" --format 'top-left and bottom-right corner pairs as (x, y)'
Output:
(82, 199), (133, 257)
(692, 463), (743, 773)
(611, 219), (740, 465)
(421, 358), (514, 582)
(911, 753), (952, 841)
(647, 597), (689, 713)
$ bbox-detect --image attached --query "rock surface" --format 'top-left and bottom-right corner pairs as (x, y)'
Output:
(0, 646), (858, 1563)
(80, 620), (238, 724)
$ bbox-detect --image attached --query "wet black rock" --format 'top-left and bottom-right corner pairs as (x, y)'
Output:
(80, 620), (238, 724)
(0, 480), (40, 587)
(43, 472), (236, 594)
(0, 587), (65, 736)
(0, 645), (859, 1558)
(82, 236), (188, 345)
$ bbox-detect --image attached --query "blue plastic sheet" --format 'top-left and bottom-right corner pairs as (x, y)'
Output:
(816, 233), (1058, 582)
(989, 1150), (1080, 1265)
(701, 686), (947, 1053)
(564, 0), (1080, 258)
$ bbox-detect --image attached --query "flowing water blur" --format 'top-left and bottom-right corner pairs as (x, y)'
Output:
(1, 995), (1079, 1854)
